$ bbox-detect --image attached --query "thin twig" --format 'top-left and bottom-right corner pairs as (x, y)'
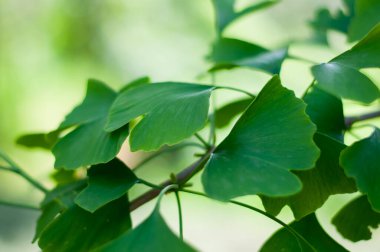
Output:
(214, 86), (256, 98)
(0, 200), (39, 211)
(194, 133), (210, 149)
(345, 110), (380, 129)
(174, 191), (184, 240)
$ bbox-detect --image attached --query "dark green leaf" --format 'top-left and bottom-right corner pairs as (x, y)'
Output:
(208, 38), (288, 74)
(334, 23), (380, 69)
(340, 128), (380, 211)
(332, 195), (380, 242)
(105, 82), (215, 151)
(348, 0), (380, 41)
(212, 0), (278, 34)
(261, 133), (356, 220)
(53, 80), (129, 169)
(75, 159), (138, 213)
(260, 214), (348, 252)
(215, 98), (253, 128)
(39, 196), (132, 252)
(97, 206), (196, 252)
(303, 86), (345, 140)
(202, 76), (319, 201)
(311, 63), (379, 104)
(41, 180), (87, 208)
(16, 130), (60, 150)
(33, 201), (62, 243)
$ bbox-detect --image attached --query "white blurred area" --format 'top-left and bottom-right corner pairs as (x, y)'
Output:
(0, 0), (379, 251)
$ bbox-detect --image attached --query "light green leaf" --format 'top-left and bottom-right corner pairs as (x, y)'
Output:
(75, 159), (138, 213)
(119, 76), (150, 93)
(348, 0), (380, 41)
(261, 133), (356, 220)
(105, 82), (215, 151)
(215, 98), (253, 128)
(208, 38), (288, 74)
(311, 63), (379, 104)
(303, 86), (345, 140)
(340, 128), (380, 211)
(212, 0), (278, 34)
(260, 214), (348, 252)
(97, 206), (196, 252)
(39, 197), (132, 252)
(52, 80), (129, 169)
(202, 76), (319, 201)
(332, 195), (380, 242)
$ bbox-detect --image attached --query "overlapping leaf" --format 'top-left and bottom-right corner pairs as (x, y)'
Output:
(332, 195), (380, 242)
(340, 128), (380, 211)
(260, 214), (348, 252)
(97, 206), (196, 252)
(261, 133), (356, 220)
(39, 196), (132, 252)
(75, 159), (138, 213)
(208, 38), (288, 74)
(52, 79), (129, 170)
(215, 98), (253, 128)
(16, 130), (60, 150)
(348, 0), (380, 41)
(212, 0), (278, 34)
(202, 76), (319, 201)
(105, 82), (215, 151)
(311, 24), (380, 104)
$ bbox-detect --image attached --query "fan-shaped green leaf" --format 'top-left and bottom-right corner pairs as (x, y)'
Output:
(261, 133), (356, 220)
(16, 130), (61, 150)
(75, 159), (138, 213)
(202, 76), (319, 201)
(340, 128), (380, 211)
(97, 206), (196, 252)
(208, 38), (288, 74)
(52, 79), (129, 169)
(260, 214), (348, 252)
(311, 63), (379, 104)
(332, 195), (380, 242)
(215, 98), (253, 128)
(348, 0), (380, 41)
(39, 197), (132, 252)
(105, 82), (215, 151)
(212, 0), (278, 34)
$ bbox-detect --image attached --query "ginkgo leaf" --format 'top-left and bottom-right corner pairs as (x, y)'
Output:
(332, 195), (380, 242)
(261, 133), (356, 220)
(202, 76), (319, 201)
(215, 98), (253, 128)
(208, 38), (288, 74)
(348, 0), (380, 41)
(311, 24), (380, 104)
(260, 214), (348, 252)
(212, 0), (278, 34)
(303, 86), (345, 140)
(97, 206), (196, 252)
(75, 159), (138, 213)
(52, 79), (129, 169)
(340, 128), (380, 212)
(39, 197), (132, 252)
(105, 82), (215, 151)
(16, 130), (61, 150)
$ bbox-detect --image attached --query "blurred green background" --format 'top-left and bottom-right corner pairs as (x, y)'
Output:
(0, 0), (379, 251)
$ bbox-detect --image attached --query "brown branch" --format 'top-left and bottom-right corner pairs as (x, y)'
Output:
(129, 147), (214, 212)
(345, 110), (380, 129)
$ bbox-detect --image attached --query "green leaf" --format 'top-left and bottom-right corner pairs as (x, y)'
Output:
(260, 214), (348, 252)
(119, 76), (151, 93)
(39, 196), (132, 252)
(52, 79), (129, 169)
(202, 76), (319, 201)
(16, 130), (60, 150)
(348, 0), (380, 41)
(311, 63), (379, 104)
(212, 0), (278, 34)
(75, 159), (138, 213)
(97, 206), (196, 252)
(340, 128), (380, 211)
(332, 195), (380, 242)
(105, 82), (215, 151)
(208, 38), (288, 74)
(215, 98), (253, 128)
(33, 201), (62, 243)
(261, 133), (356, 220)
(41, 180), (87, 208)
(303, 86), (345, 140)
